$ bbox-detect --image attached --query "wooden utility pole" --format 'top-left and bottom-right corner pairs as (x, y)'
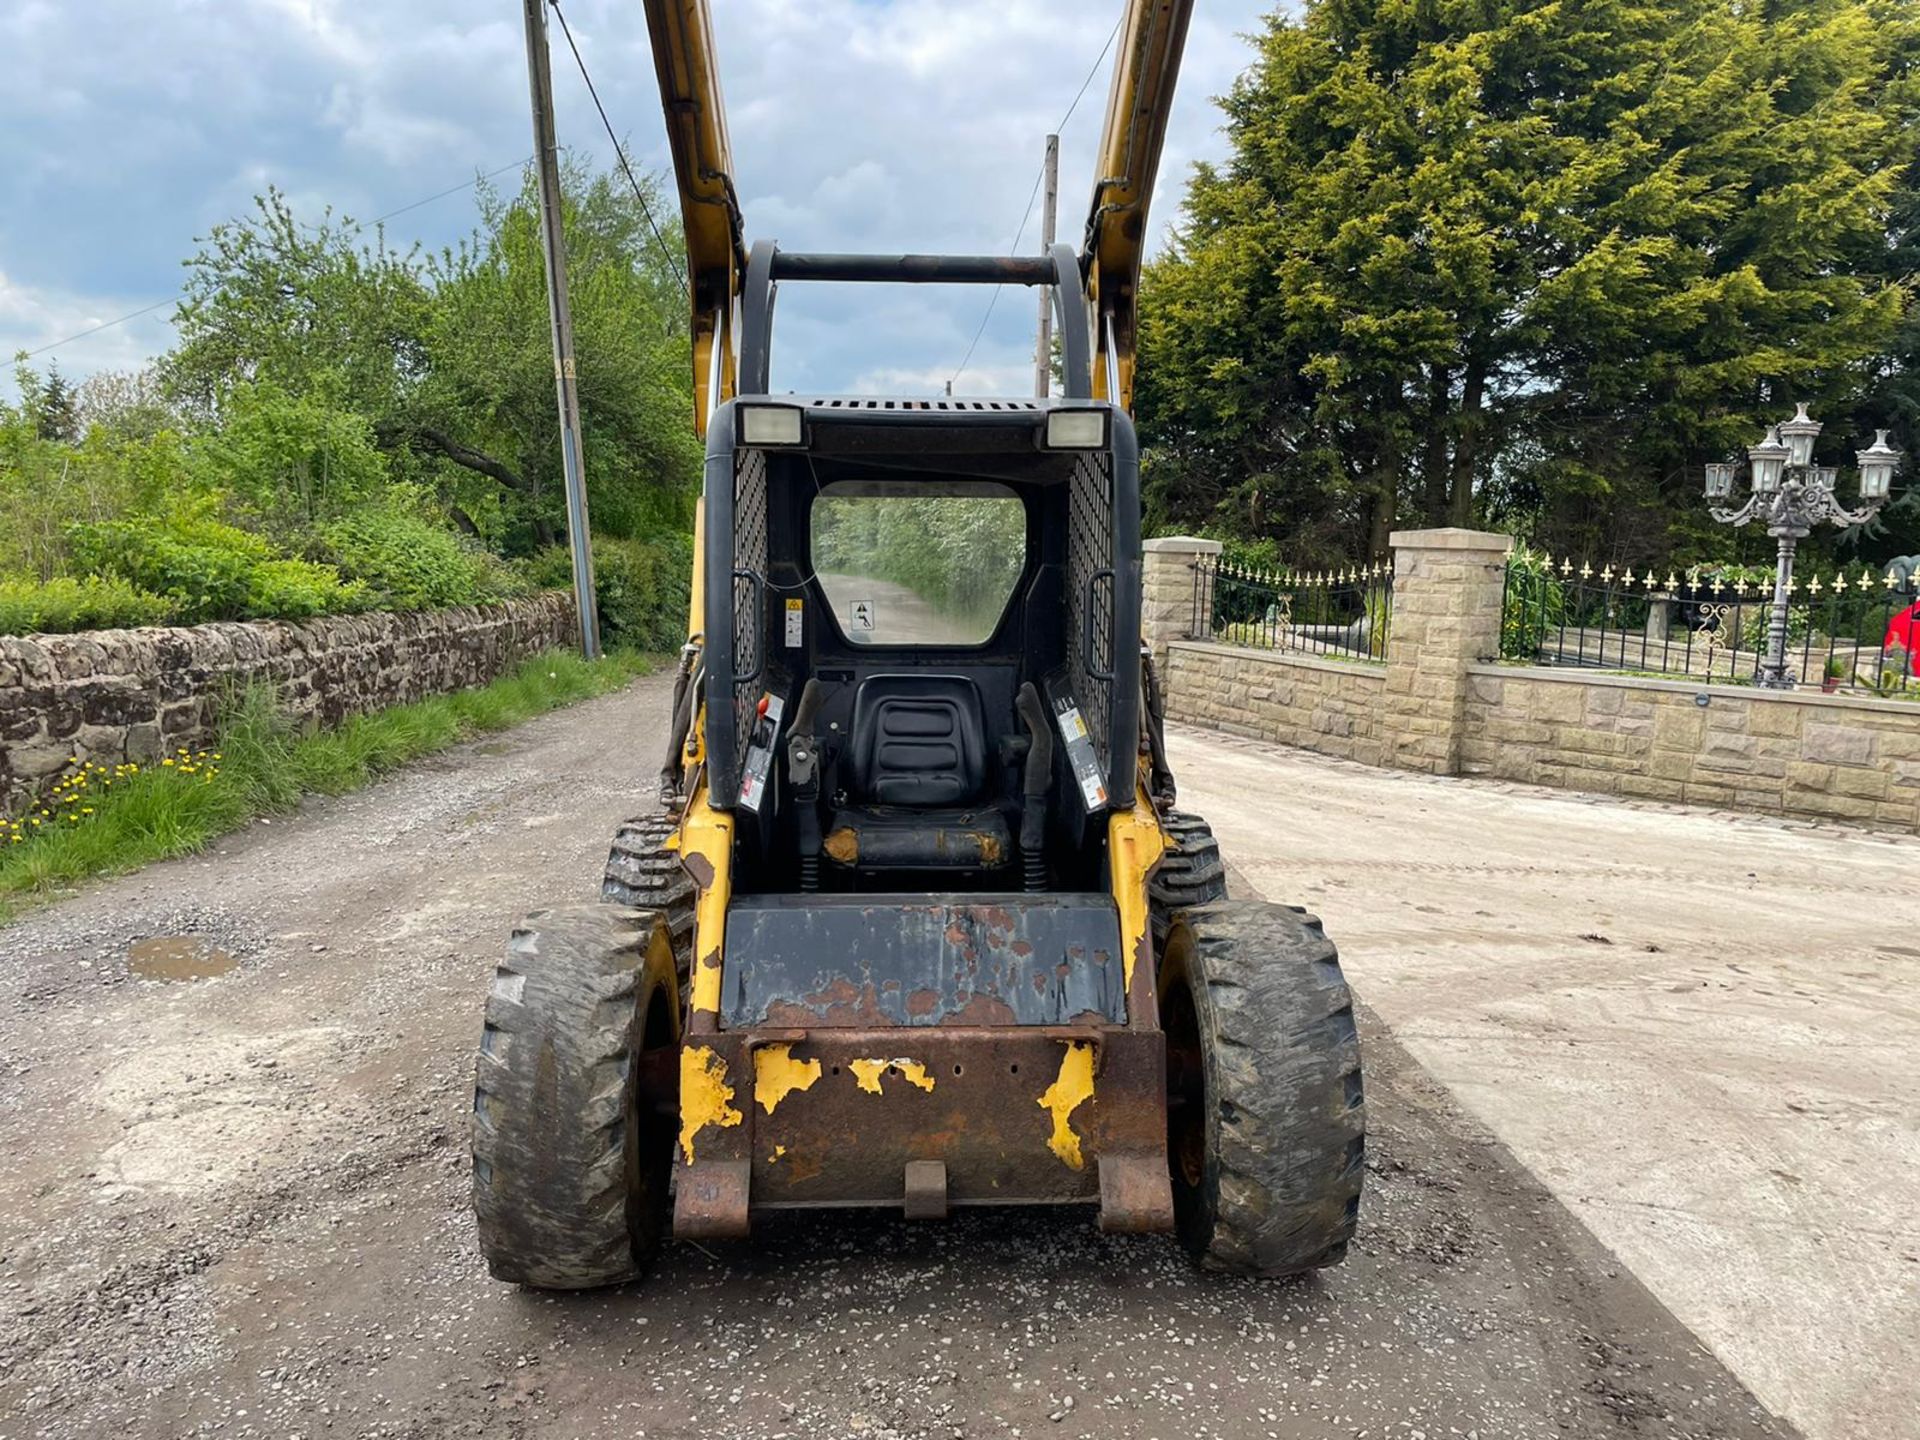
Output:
(522, 0), (602, 659)
(1034, 133), (1059, 399)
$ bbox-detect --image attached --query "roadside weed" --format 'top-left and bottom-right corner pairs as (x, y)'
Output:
(0, 649), (651, 920)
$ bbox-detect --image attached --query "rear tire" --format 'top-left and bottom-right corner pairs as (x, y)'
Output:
(1158, 899), (1365, 1276)
(1149, 810), (1229, 939)
(471, 904), (680, 1289)
(603, 812), (695, 980)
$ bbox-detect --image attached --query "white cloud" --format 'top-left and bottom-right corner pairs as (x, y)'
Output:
(0, 269), (174, 378)
(0, 0), (1282, 399)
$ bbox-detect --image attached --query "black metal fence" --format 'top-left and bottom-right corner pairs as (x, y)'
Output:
(1503, 556), (1920, 694)
(1192, 556), (1392, 661)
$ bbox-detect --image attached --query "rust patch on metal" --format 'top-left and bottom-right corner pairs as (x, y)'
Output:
(681, 851), (716, 890)
(943, 991), (1020, 1026)
(741, 1027), (1167, 1215)
(823, 827), (859, 864)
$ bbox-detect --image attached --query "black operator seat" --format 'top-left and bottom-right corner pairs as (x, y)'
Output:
(823, 675), (1012, 871)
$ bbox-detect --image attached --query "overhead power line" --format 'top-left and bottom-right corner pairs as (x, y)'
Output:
(949, 15), (1123, 390)
(22, 157), (533, 361)
(546, 0), (689, 297)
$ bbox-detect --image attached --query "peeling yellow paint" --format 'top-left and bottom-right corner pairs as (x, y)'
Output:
(681, 780), (734, 1017)
(678, 1045), (742, 1163)
(849, 1058), (937, 1095)
(1038, 1042), (1096, 1169)
(769, 1144), (787, 1163)
(1108, 788), (1168, 997)
(753, 1044), (823, 1115)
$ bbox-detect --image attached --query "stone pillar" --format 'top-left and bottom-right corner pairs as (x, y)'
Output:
(1645, 595), (1674, 644)
(1141, 536), (1223, 668)
(1382, 527), (1513, 775)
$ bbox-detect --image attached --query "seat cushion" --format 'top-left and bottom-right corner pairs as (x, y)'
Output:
(847, 676), (987, 807)
(824, 806), (1011, 870)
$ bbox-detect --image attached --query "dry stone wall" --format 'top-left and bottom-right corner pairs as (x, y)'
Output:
(0, 593), (577, 815)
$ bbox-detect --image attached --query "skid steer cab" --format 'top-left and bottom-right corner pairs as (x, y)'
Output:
(469, 248), (1365, 1288)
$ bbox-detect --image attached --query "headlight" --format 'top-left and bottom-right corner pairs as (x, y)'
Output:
(1044, 408), (1108, 449)
(738, 404), (805, 447)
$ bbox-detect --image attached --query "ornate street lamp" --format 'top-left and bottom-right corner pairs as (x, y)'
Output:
(1704, 404), (1902, 690)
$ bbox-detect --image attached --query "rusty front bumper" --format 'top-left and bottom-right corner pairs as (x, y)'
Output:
(673, 1024), (1174, 1237)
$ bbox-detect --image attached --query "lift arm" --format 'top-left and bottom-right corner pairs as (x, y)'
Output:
(1082, 0), (1196, 414)
(640, 0), (748, 436)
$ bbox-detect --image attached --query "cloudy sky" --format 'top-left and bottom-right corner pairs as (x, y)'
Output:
(0, 0), (1278, 400)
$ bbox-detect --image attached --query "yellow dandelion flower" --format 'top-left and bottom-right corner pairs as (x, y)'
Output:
(80, 807), (92, 816)
(161, 759), (174, 767)
(30, 818), (41, 827)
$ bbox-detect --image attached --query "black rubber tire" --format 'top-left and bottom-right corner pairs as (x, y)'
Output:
(1158, 899), (1365, 1276)
(602, 812), (695, 979)
(471, 904), (680, 1289)
(1149, 811), (1229, 939)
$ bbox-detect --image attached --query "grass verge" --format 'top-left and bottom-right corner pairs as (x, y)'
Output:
(0, 649), (652, 922)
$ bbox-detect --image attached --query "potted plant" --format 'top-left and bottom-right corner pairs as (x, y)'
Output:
(1823, 655), (1849, 694)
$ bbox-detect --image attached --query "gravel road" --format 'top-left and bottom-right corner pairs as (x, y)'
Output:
(0, 673), (1789, 1439)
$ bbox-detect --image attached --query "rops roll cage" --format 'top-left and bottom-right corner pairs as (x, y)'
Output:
(733, 240), (1100, 401)
(700, 240), (1139, 816)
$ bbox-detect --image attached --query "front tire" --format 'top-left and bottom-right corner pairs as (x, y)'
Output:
(471, 904), (680, 1289)
(1158, 900), (1365, 1276)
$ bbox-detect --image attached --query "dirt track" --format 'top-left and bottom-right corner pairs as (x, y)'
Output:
(0, 673), (1789, 1439)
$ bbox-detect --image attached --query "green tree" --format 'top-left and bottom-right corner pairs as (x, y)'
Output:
(36, 363), (78, 443)
(1138, 0), (1918, 570)
(419, 165), (699, 549)
(165, 161), (698, 551)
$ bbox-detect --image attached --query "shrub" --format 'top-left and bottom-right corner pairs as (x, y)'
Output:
(246, 558), (367, 619)
(1740, 601), (1811, 653)
(524, 533), (691, 651)
(192, 380), (389, 525)
(68, 513), (274, 622)
(66, 510), (368, 624)
(1502, 543), (1567, 660)
(320, 506), (519, 611)
(0, 575), (175, 635)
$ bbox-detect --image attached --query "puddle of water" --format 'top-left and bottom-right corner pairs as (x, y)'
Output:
(128, 936), (236, 983)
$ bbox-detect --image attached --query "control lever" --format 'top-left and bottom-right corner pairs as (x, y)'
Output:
(786, 679), (828, 890)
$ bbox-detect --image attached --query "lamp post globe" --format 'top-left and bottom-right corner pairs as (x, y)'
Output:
(1747, 427), (1789, 495)
(1778, 401), (1822, 469)
(1858, 430), (1901, 502)
(1704, 407), (1898, 691)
